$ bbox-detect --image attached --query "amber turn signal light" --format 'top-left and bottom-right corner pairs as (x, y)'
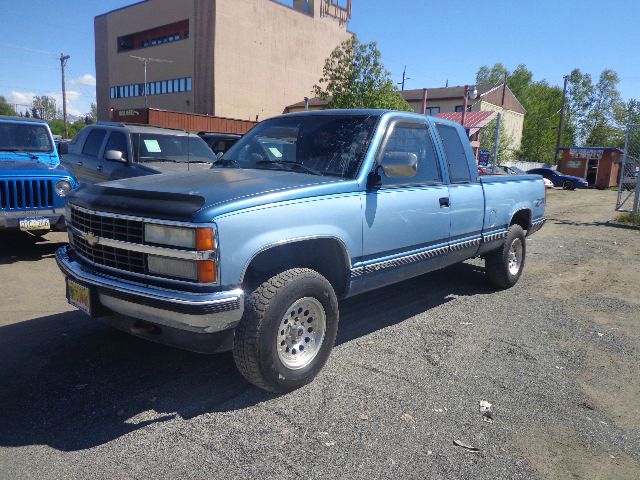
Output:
(197, 260), (217, 283)
(195, 227), (215, 251)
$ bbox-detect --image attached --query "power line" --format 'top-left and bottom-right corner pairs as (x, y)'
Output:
(0, 42), (56, 57)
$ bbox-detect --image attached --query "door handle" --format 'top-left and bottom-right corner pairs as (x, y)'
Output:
(77, 161), (83, 166)
(96, 165), (103, 172)
(439, 197), (450, 208)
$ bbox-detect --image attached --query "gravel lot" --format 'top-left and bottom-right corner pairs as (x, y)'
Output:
(0, 189), (638, 479)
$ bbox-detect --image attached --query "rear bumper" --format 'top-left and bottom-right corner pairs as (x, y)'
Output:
(55, 246), (244, 335)
(0, 209), (66, 230)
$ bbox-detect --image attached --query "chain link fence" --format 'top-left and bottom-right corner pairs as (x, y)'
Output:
(616, 123), (640, 214)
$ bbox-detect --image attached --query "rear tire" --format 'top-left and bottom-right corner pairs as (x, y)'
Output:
(562, 180), (575, 190)
(485, 225), (526, 289)
(233, 268), (339, 393)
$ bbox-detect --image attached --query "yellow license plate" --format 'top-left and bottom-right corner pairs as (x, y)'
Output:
(19, 217), (50, 231)
(67, 278), (91, 315)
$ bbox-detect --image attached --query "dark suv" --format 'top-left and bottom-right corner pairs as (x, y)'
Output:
(61, 122), (217, 185)
(197, 132), (241, 156)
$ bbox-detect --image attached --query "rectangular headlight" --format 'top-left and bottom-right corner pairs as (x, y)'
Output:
(147, 255), (199, 281)
(145, 224), (196, 249)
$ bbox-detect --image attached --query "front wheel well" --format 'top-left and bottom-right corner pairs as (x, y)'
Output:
(242, 238), (351, 296)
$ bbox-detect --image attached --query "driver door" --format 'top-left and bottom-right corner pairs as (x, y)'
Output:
(359, 119), (450, 291)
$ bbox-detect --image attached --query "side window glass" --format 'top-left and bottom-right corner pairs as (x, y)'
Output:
(379, 123), (441, 186)
(82, 129), (106, 157)
(104, 132), (128, 160)
(436, 124), (471, 183)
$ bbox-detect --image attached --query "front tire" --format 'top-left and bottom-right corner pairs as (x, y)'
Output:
(233, 268), (339, 393)
(485, 225), (526, 289)
(562, 180), (575, 190)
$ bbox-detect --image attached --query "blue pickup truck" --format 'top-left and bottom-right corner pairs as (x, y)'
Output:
(1, 116), (77, 235)
(56, 110), (545, 392)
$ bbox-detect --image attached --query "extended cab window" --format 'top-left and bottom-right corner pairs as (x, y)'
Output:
(379, 122), (441, 186)
(104, 132), (128, 160)
(436, 124), (471, 183)
(82, 129), (106, 157)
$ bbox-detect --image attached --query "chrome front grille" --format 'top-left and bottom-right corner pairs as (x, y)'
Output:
(70, 205), (143, 243)
(71, 231), (146, 274)
(0, 178), (54, 210)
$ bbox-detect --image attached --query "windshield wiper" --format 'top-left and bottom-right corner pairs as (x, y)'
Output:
(0, 149), (39, 160)
(212, 158), (239, 168)
(256, 160), (321, 176)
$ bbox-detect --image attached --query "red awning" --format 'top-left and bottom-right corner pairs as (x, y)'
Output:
(435, 111), (497, 136)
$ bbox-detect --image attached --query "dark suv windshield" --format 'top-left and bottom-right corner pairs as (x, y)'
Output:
(131, 133), (216, 164)
(218, 115), (379, 178)
(0, 122), (53, 154)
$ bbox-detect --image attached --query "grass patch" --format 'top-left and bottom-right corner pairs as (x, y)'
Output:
(615, 211), (640, 225)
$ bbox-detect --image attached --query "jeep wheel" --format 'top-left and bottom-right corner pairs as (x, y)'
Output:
(485, 224), (526, 289)
(233, 268), (339, 393)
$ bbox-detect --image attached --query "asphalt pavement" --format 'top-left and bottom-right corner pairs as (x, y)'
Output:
(0, 189), (638, 479)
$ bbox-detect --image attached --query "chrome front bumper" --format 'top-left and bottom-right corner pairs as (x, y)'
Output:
(55, 246), (244, 334)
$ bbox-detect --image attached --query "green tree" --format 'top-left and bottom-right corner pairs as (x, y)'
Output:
(566, 68), (594, 145)
(518, 81), (570, 163)
(0, 96), (16, 116)
(314, 36), (412, 111)
(476, 63), (509, 87)
(31, 95), (58, 122)
(49, 118), (85, 139)
(90, 102), (97, 121)
(584, 69), (623, 146)
(479, 116), (516, 163)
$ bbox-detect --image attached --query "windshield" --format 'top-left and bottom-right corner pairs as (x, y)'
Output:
(0, 122), (53, 154)
(218, 115), (379, 178)
(131, 133), (216, 164)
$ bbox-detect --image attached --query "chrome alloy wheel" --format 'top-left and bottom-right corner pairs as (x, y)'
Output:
(277, 297), (326, 370)
(508, 238), (523, 276)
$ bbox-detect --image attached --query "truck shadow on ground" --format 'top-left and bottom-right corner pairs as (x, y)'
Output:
(0, 262), (492, 452)
(0, 232), (67, 265)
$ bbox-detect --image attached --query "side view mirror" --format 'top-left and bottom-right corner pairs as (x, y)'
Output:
(57, 142), (68, 155)
(381, 152), (418, 178)
(105, 149), (126, 163)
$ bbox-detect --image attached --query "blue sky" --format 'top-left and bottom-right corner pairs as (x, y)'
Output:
(1, 0), (638, 116)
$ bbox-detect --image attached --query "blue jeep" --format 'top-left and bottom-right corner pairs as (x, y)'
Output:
(0, 116), (78, 235)
(57, 110), (545, 392)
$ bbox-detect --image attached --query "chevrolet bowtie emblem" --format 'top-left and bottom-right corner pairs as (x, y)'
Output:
(85, 232), (99, 246)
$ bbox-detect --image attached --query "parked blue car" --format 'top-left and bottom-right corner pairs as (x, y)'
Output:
(0, 116), (78, 235)
(57, 110), (545, 392)
(527, 167), (588, 190)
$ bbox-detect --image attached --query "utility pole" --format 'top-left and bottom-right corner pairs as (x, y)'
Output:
(555, 75), (569, 163)
(398, 65), (410, 91)
(59, 53), (70, 138)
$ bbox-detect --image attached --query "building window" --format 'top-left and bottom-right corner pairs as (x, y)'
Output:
(117, 20), (189, 52)
(454, 105), (471, 112)
(426, 107), (440, 116)
(110, 76), (193, 99)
